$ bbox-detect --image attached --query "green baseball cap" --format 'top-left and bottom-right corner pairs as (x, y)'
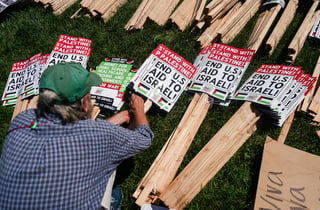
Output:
(39, 62), (102, 103)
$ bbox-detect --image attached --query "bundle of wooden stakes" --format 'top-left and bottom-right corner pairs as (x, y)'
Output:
(71, 0), (128, 23)
(124, 0), (180, 30)
(34, 0), (78, 15)
(197, 0), (260, 47)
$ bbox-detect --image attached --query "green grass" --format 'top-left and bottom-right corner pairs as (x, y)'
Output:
(0, 1), (320, 209)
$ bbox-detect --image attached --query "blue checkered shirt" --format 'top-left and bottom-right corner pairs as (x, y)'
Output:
(0, 109), (154, 209)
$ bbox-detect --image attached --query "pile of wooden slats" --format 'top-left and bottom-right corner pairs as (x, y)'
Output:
(197, 0), (260, 47)
(71, 0), (128, 23)
(134, 100), (261, 209)
(169, 0), (206, 31)
(247, 4), (282, 51)
(34, 0), (78, 15)
(124, 0), (180, 30)
(133, 93), (211, 206)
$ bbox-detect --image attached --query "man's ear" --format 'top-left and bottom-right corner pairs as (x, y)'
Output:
(82, 93), (91, 113)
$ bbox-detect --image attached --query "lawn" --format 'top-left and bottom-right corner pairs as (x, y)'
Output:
(0, 0), (319, 209)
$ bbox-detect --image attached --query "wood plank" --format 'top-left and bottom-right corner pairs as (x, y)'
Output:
(133, 93), (201, 199)
(286, 1), (319, 63)
(159, 102), (261, 209)
(148, 0), (180, 26)
(197, 1), (242, 47)
(265, 0), (298, 55)
(124, 0), (153, 30)
(134, 93), (210, 206)
(11, 95), (23, 121)
(247, 4), (282, 51)
(300, 55), (320, 112)
(220, 0), (260, 44)
(170, 0), (199, 31)
(277, 110), (295, 144)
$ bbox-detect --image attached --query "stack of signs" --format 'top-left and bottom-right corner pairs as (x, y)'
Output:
(2, 53), (49, 106)
(131, 44), (197, 112)
(90, 59), (135, 114)
(44, 34), (92, 69)
(309, 15), (320, 40)
(189, 43), (255, 106)
(0, 0), (18, 13)
(233, 64), (316, 126)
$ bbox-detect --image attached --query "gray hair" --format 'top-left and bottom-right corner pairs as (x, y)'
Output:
(37, 89), (92, 124)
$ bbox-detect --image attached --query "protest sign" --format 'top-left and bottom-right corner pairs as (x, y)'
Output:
(131, 44), (197, 112)
(44, 35), (92, 69)
(2, 53), (50, 106)
(234, 64), (315, 126)
(21, 52), (43, 99)
(189, 43), (254, 105)
(254, 137), (320, 210)
(309, 15), (320, 40)
(234, 65), (302, 105)
(2, 60), (27, 106)
(90, 59), (135, 113)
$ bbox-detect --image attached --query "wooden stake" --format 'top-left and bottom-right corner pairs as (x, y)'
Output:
(124, 0), (153, 30)
(134, 93), (211, 206)
(300, 56), (320, 112)
(148, 0), (180, 26)
(170, 0), (203, 31)
(265, 0), (298, 55)
(219, 0), (260, 44)
(247, 4), (282, 52)
(277, 110), (295, 144)
(159, 102), (261, 209)
(286, 1), (319, 63)
(11, 95), (23, 121)
(197, 1), (242, 47)
(133, 93), (201, 199)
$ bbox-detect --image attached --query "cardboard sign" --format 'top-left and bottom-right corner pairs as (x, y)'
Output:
(189, 43), (255, 106)
(254, 138), (320, 210)
(131, 44), (197, 112)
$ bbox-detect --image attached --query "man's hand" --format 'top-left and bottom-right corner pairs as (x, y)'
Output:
(128, 94), (149, 129)
(106, 111), (130, 125)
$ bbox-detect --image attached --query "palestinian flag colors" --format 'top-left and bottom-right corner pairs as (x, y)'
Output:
(309, 15), (320, 40)
(2, 34), (92, 106)
(234, 64), (316, 126)
(2, 53), (49, 106)
(131, 44), (197, 112)
(189, 43), (255, 106)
